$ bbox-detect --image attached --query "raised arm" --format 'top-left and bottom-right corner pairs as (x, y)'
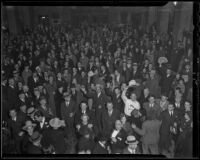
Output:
(121, 86), (129, 102)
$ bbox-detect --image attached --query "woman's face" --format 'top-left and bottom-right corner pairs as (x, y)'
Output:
(121, 116), (126, 123)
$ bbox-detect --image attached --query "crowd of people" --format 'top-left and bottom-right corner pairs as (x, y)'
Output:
(2, 20), (193, 157)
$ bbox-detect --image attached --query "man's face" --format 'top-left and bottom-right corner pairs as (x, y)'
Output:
(114, 88), (120, 95)
(9, 110), (17, 118)
(115, 120), (122, 130)
(107, 103), (113, 111)
(166, 69), (171, 75)
(20, 105), (27, 113)
(23, 85), (29, 92)
(96, 85), (101, 93)
(149, 97), (155, 104)
(130, 93), (137, 101)
(40, 99), (47, 106)
(64, 96), (71, 102)
(168, 104), (174, 111)
(185, 102), (191, 110)
(81, 103), (87, 111)
(19, 93), (25, 99)
(9, 79), (14, 86)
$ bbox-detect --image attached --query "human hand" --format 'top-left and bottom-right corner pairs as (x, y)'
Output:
(111, 137), (117, 143)
(88, 124), (93, 128)
(69, 113), (74, 117)
(18, 131), (24, 136)
(76, 124), (81, 130)
(131, 123), (136, 129)
(98, 105), (102, 109)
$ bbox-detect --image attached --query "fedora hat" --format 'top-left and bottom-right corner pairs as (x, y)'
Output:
(125, 135), (138, 145)
(22, 120), (36, 130)
(49, 118), (65, 128)
(29, 131), (42, 143)
(27, 107), (37, 116)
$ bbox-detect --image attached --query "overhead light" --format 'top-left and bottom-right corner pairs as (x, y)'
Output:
(42, 16), (46, 19)
(173, 2), (177, 6)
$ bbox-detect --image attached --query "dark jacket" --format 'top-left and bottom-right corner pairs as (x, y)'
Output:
(123, 146), (141, 154)
(92, 142), (109, 154)
(101, 109), (120, 137)
(27, 142), (43, 154)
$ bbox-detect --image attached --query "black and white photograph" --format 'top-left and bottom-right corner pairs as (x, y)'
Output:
(1, 1), (198, 158)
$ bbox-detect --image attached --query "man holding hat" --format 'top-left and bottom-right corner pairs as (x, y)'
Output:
(123, 135), (141, 154)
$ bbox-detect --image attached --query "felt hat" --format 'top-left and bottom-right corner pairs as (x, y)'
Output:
(49, 118), (65, 128)
(27, 107), (37, 116)
(125, 135), (139, 145)
(128, 80), (139, 86)
(29, 131), (42, 143)
(158, 56), (168, 64)
(22, 120), (36, 130)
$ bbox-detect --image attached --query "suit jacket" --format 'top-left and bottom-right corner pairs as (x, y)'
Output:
(47, 128), (66, 154)
(54, 90), (64, 118)
(143, 102), (161, 119)
(27, 142), (43, 154)
(160, 74), (174, 96)
(78, 137), (96, 152)
(101, 109), (120, 137)
(7, 115), (25, 140)
(131, 69), (142, 80)
(159, 109), (180, 150)
(27, 76), (40, 94)
(145, 77), (161, 98)
(123, 146), (141, 154)
(134, 119), (161, 145)
(6, 85), (18, 110)
(60, 99), (77, 128)
(110, 128), (127, 151)
(112, 94), (124, 113)
(92, 142), (109, 154)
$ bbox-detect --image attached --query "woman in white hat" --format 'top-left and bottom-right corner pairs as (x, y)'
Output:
(47, 117), (67, 154)
(123, 135), (141, 154)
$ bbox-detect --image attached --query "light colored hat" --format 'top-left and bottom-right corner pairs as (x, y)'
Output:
(49, 118), (65, 128)
(158, 56), (168, 64)
(27, 107), (37, 116)
(22, 120), (36, 130)
(88, 71), (94, 77)
(128, 80), (139, 86)
(125, 135), (139, 145)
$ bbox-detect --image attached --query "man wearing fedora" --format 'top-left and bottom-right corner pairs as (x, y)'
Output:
(61, 92), (77, 134)
(27, 131), (44, 154)
(21, 120), (37, 153)
(7, 108), (25, 154)
(123, 135), (141, 154)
